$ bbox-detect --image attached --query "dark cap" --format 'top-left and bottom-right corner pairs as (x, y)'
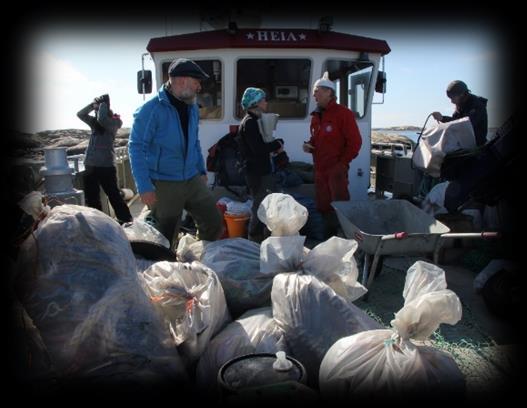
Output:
(168, 58), (209, 80)
(446, 80), (469, 98)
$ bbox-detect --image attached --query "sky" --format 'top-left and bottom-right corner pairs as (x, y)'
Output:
(14, 10), (514, 134)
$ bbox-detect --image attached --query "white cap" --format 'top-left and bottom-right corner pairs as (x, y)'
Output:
(313, 71), (335, 91)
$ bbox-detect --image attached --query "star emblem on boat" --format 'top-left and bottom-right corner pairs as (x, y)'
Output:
(246, 32), (255, 40)
(299, 33), (306, 40)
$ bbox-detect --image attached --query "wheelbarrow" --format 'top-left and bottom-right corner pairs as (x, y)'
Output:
(331, 200), (498, 291)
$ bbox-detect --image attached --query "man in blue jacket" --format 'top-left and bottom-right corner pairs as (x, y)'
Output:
(129, 58), (223, 246)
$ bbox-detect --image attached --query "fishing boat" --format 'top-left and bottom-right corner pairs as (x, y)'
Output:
(9, 18), (519, 403)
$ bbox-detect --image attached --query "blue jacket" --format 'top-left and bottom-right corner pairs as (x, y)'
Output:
(129, 86), (206, 194)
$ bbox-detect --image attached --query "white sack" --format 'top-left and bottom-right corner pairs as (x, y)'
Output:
(319, 329), (465, 398)
(196, 307), (287, 391)
(260, 236), (306, 274)
(18, 191), (50, 220)
(122, 219), (170, 248)
(271, 273), (382, 386)
(302, 237), (367, 302)
(422, 181), (450, 216)
(141, 260), (230, 363)
(17, 205), (184, 381)
(199, 238), (272, 316)
(176, 233), (208, 262)
(258, 193), (308, 236)
(412, 117), (476, 177)
(68, 277), (188, 383)
(319, 261), (464, 398)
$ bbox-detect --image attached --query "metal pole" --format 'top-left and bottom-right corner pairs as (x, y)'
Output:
(141, 52), (149, 100)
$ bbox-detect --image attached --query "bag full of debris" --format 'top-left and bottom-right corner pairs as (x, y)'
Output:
(15, 204), (187, 384)
(195, 307), (288, 393)
(319, 261), (465, 399)
(140, 260), (231, 364)
(271, 272), (382, 387)
(199, 238), (271, 317)
(257, 193), (308, 236)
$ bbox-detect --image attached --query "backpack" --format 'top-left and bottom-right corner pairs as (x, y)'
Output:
(206, 132), (246, 188)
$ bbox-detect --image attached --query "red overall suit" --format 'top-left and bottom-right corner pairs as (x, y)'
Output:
(308, 99), (362, 213)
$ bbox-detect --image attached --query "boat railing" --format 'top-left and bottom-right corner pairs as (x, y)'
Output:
(68, 154), (84, 173)
(371, 142), (410, 157)
(66, 146), (136, 194)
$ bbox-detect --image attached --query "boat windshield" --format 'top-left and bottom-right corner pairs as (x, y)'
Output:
(235, 58), (312, 119)
(324, 60), (374, 119)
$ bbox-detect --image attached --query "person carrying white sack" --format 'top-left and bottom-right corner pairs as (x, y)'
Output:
(237, 87), (284, 242)
(432, 80), (488, 147)
(319, 260), (465, 400)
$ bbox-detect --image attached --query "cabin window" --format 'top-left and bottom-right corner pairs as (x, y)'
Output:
(323, 60), (374, 118)
(235, 59), (311, 119)
(162, 60), (223, 120)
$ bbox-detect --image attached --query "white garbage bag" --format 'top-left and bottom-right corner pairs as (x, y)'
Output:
(176, 233), (209, 262)
(271, 273), (382, 386)
(422, 181), (450, 216)
(412, 117), (476, 178)
(260, 236), (306, 274)
(196, 307), (287, 392)
(258, 193), (308, 236)
(319, 261), (465, 398)
(199, 238), (270, 316)
(68, 277), (188, 384)
(257, 112), (279, 142)
(141, 260), (231, 363)
(302, 237), (367, 302)
(122, 219), (170, 248)
(17, 205), (186, 382)
(260, 236), (366, 302)
(18, 191), (50, 220)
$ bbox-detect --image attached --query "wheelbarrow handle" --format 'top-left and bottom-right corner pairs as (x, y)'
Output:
(355, 231), (408, 242)
(433, 231), (500, 264)
(381, 231), (408, 241)
(440, 232), (500, 240)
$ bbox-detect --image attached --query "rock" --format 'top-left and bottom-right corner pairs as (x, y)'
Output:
(49, 136), (84, 148)
(373, 125), (421, 131)
(372, 131), (415, 149)
(67, 141), (90, 155)
(9, 128), (130, 160)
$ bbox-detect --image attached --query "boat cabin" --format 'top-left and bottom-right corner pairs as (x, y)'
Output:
(138, 27), (390, 200)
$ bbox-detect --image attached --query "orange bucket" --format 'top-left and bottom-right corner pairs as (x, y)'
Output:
(224, 213), (250, 238)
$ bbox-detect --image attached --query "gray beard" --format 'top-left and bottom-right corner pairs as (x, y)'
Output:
(179, 89), (197, 105)
(167, 84), (196, 105)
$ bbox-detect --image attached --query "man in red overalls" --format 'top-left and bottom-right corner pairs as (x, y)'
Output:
(303, 72), (362, 237)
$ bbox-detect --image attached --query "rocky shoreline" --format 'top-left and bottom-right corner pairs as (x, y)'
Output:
(9, 128), (131, 163)
(6, 127), (415, 200)
(371, 130), (415, 148)
(372, 125), (421, 131)
(10, 127), (416, 162)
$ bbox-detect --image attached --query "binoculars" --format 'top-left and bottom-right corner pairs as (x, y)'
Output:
(94, 94), (110, 105)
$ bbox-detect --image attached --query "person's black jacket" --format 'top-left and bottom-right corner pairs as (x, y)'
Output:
(237, 111), (282, 176)
(441, 94), (488, 146)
